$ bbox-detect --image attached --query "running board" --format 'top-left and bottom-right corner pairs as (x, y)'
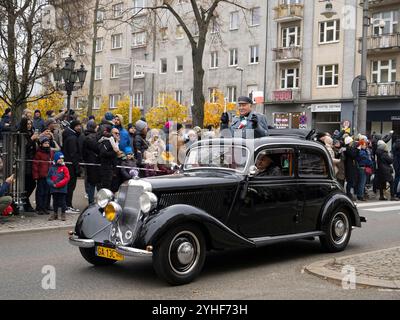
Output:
(250, 231), (325, 247)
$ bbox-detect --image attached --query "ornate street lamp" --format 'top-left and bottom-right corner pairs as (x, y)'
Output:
(53, 54), (87, 121)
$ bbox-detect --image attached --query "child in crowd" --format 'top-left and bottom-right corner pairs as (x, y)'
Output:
(47, 152), (70, 221)
(32, 136), (53, 215)
(120, 146), (138, 182)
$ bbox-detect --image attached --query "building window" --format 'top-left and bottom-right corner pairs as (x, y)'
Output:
(230, 11), (239, 30)
(77, 42), (85, 55)
(208, 88), (218, 102)
(229, 48), (238, 67)
(249, 45), (259, 64)
(113, 3), (124, 18)
(134, 92), (144, 108)
(250, 7), (261, 26)
(176, 56), (183, 72)
(210, 51), (219, 69)
(93, 96), (101, 110)
(176, 25), (184, 39)
(247, 85), (258, 98)
(133, 0), (146, 15)
(372, 59), (396, 83)
(95, 66), (102, 80)
(160, 58), (167, 74)
(227, 86), (237, 102)
(111, 33), (123, 49)
(109, 94), (121, 109)
(319, 20), (340, 44)
(110, 64), (119, 79)
(134, 70), (145, 78)
(317, 64), (339, 87)
(75, 97), (86, 109)
(175, 90), (183, 104)
(281, 68), (299, 89)
(95, 37), (103, 52)
(132, 31), (146, 47)
(282, 26), (301, 47)
(373, 11), (398, 35)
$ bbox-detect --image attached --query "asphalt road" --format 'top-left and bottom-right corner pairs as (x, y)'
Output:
(1, 205), (400, 300)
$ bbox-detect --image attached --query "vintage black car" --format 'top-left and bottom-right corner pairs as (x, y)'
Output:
(69, 131), (365, 285)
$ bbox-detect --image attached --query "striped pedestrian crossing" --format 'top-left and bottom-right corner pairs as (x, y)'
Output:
(356, 201), (400, 213)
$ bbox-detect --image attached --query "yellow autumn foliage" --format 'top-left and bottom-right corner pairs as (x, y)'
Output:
(27, 92), (65, 115)
(204, 90), (236, 128)
(92, 96), (141, 126)
(146, 94), (188, 129)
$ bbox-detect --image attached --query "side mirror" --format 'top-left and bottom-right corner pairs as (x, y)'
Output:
(248, 165), (257, 177)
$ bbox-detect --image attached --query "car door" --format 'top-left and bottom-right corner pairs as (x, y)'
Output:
(235, 147), (300, 238)
(295, 146), (334, 233)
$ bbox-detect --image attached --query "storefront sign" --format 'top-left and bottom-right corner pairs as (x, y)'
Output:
(274, 113), (290, 129)
(311, 103), (342, 113)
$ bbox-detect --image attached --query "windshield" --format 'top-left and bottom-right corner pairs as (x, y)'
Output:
(184, 145), (249, 173)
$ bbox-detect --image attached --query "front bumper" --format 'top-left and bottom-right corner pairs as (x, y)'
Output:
(69, 235), (153, 258)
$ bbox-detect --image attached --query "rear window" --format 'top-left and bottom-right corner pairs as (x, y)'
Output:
(298, 149), (329, 178)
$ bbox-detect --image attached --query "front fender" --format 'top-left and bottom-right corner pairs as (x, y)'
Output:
(319, 193), (361, 228)
(75, 204), (112, 244)
(139, 204), (255, 250)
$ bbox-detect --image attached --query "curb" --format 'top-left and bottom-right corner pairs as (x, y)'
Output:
(305, 247), (400, 290)
(0, 224), (75, 236)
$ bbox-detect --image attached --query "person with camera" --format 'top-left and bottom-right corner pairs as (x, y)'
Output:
(220, 96), (269, 138)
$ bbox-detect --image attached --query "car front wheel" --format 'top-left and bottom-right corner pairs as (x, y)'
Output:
(153, 224), (206, 285)
(79, 247), (118, 266)
(320, 209), (352, 252)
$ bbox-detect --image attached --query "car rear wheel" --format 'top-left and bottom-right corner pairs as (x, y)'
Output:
(79, 247), (117, 266)
(320, 209), (352, 252)
(153, 224), (206, 285)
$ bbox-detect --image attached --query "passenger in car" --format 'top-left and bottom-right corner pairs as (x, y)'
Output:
(255, 153), (282, 177)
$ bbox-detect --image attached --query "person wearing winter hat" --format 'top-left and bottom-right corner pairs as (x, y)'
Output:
(344, 136), (353, 146)
(114, 114), (130, 151)
(47, 152), (70, 221)
(120, 146), (138, 182)
(33, 136), (53, 214)
(134, 119), (149, 167)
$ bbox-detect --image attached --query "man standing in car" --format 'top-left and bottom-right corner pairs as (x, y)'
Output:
(220, 96), (269, 138)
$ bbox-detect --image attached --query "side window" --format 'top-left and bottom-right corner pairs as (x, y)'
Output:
(254, 148), (294, 179)
(298, 149), (329, 178)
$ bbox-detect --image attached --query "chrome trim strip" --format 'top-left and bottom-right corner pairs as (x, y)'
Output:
(116, 246), (153, 258)
(69, 236), (95, 248)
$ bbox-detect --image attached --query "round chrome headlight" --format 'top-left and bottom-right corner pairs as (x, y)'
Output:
(96, 189), (114, 208)
(104, 201), (122, 222)
(139, 192), (158, 214)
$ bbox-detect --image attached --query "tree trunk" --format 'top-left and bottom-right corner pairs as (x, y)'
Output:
(191, 37), (207, 128)
(87, 0), (100, 117)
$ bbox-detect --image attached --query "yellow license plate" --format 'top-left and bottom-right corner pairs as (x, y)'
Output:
(96, 246), (124, 261)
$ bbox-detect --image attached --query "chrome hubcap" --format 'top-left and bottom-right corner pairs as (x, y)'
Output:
(177, 242), (194, 265)
(330, 212), (349, 246)
(168, 231), (200, 276)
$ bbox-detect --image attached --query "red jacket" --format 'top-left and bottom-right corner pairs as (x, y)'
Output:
(32, 149), (54, 180)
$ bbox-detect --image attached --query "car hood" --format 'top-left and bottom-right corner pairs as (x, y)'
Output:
(142, 171), (243, 192)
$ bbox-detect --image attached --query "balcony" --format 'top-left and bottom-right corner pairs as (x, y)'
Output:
(361, 0), (400, 8)
(273, 46), (302, 63)
(274, 4), (303, 23)
(272, 89), (301, 102)
(363, 33), (400, 52)
(368, 82), (400, 97)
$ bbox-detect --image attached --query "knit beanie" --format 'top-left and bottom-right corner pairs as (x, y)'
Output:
(135, 119), (147, 132)
(54, 151), (64, 163)
(105, 112), (114, 121)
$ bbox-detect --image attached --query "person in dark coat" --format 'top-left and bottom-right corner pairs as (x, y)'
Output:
(343, 136), (359, 200)
(82, 120), (99, 205)
(33, 110), (45, 133)
(97, 124), (119, 190)
(392, 136), (400, 198)
(371, 131), (393, 193)
(134, 119), (149, 168)
(19, 118), (40, 212)
(0, 108), (12, 141)
(376, 141), (399, 201)
(62, 120), (82, 213)
(120, 146), (138, 182)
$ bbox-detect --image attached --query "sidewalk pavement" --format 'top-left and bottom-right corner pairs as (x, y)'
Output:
(0, 179), (87, 235)
(305, 247), (400, 289)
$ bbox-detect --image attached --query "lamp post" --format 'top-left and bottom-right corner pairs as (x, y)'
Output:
(236, 66), (244, 96)
(53, 54), (87, 122)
